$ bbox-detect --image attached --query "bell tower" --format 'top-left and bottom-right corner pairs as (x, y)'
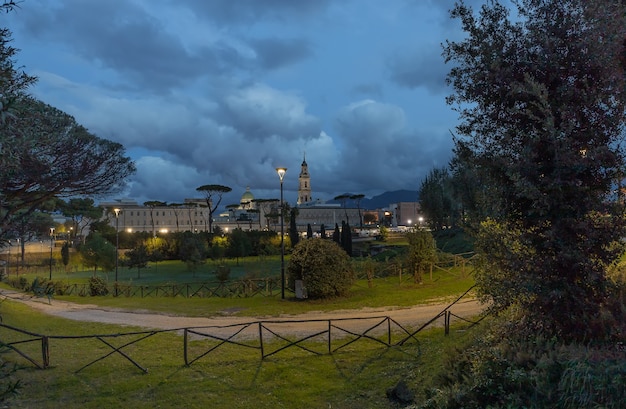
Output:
(297, 153), (312, 205)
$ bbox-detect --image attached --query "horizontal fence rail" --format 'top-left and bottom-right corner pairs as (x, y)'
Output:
(0, 287), (483, 374)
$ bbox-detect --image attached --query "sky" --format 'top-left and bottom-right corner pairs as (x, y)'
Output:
(4, 0), (484, 209)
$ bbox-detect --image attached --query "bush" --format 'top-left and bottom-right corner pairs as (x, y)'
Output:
(287, 238), (354, 299)
(416, 310), (626, 409)
(214, 265), (231, 282)
(88, 276), (109, 296)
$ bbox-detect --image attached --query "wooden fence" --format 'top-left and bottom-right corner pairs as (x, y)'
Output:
(0, 286), (483, 373)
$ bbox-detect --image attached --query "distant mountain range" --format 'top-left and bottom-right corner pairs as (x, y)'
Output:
(327, 189), (418, 210)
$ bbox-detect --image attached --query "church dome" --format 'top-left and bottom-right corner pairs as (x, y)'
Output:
(240, 186), (254, 206)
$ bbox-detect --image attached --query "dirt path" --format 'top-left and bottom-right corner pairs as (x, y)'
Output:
(0, 289), (485, 338)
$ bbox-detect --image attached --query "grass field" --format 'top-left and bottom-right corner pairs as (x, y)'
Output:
(1, 247), (479, 408)
(0, 299), (480, 409)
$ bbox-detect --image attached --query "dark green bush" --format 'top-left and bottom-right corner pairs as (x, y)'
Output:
(88, 276), (109, 296)
(287, 238), (353, 299)
(214, 265), (231, 282)
(416, 311), (626, 409)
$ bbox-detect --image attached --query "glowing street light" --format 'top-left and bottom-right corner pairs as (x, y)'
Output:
(276, 167), (287, 299)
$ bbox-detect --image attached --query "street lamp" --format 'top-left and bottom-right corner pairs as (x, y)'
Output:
(276, 167), (287, 299)
(49, 227), (55, 280)
(15, 238), (19, 275)
(114, 208), (121, 296)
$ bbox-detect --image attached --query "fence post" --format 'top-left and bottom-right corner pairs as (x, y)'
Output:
(41, 336), (50, 368)
(259, 322), (265, 359)
(328, 320), (332, 354)
(183, 329), (189, 365)
(444, 310), (451, 336)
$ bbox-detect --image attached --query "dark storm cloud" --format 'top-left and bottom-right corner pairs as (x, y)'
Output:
(388, 46), (449, 93)
(14, 0), (249, 92)
(221, 83), (321, 141)
(178, 0), (331, 25)
(6, 0), (464, 205)
(249, 37), (313, 70)
(328, 100), (454, 193)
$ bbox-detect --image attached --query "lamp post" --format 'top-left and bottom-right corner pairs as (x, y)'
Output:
(114, 208), (121, 296)
(16, 238), (19, 275)
(49, 227), (55, 280)
(276, 167), (287, 299)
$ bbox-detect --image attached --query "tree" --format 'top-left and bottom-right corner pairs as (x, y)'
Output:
(405, 229), (437, 283)
(196, 184), (232, 233)
(287, 238), (354, 299)
(444, 0), (626, 340)
(80, 232), (116, 275)
(60, 241), (70, 272)
(168, 203), (184, 232)
(333, 193), (351, 221)
(0, 27), (36, 125)
(60, 198), (102, 243)
(419, 167), (455, 230)
(178, 232), (206, 274)
(320, 223), (326, 239)
(289, 208), (300, 247)
(350, 194), (365, 227)
(306, 223), (313, 239)
(225, 203), (240, 228)
(341, 220), (353, 256)
(11, 209), (53, 264)
(332, 223), (340, 244)
(252, 198), (279, 230)
(1, 97), (135, 241)
(124, 243), (150, 279)
(143, 201), (166, 237)
(227, 228), (252, 264)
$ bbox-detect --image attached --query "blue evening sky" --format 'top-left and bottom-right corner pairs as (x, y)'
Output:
(4, 0), (486, 207)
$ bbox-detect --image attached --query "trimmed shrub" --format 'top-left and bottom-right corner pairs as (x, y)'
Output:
(287, 238), (354, 299)
(88, 276), (109, 296)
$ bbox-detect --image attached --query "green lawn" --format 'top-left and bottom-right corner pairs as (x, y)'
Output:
(0, 300), (480, 409)
(0, 253), (479, 408)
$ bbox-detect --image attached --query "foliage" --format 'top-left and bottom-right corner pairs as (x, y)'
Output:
(59, 198), (101, 242)
(1, 97), (135, 241)
(341, 220), (353, 256)
(419, 167), (456, 230)
(226, 228), (252, 260)
(213, 264), (231, 282)
(79, 232), (115, 274)
(416, 313), (626, 409)
(208, 235), (227, 260)
(196, 184), (232, 233)
(287, 238), (354, 299)
(289, 208), (300, 247)
(378, 225), (389, 242)
(444, 0), (626, 341)
(60, 241), (70, 268)
(123, 243), (150, 278)
(332, 223), (340, 244)
(0, 26), (36, 125)
(9, 210), (53, 248)
(432, 228), (474, 255)
(88, 276), (109, 296)
(405, 229), (437, 283)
